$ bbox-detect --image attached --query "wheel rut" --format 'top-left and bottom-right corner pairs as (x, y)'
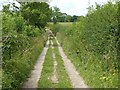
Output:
(55, 37), (88, 88)
(22, 37), (50, 88)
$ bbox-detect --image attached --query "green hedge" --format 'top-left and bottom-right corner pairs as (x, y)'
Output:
(2, 12), (47, 89)
(53, 1), (119, 88)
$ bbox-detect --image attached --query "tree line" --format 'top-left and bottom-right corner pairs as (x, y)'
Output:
(51, 6), (79, 23)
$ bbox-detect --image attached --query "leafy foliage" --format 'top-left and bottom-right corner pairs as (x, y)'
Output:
(51, 6), (79, 23)
(2, 3), (48, 89)
(20, 2), (52, 28)
(52, 2), (119, 88)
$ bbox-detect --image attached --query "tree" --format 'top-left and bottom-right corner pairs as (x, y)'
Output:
(52, 6), (62, 24)
(20, 2), (52, 28)
(71, 15), (78, 22)
(2, 4), (11, 14)
(65, 15), (72, 22)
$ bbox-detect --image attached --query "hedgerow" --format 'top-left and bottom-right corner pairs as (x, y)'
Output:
(53, 1), (119, 88)
(2, 11), (47, 89)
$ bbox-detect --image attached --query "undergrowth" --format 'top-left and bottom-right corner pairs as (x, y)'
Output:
(2, 12), (47, 89)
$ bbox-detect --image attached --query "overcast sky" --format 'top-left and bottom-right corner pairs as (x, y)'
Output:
(0, 0), (110, 16)
(50, 0), (110, 16)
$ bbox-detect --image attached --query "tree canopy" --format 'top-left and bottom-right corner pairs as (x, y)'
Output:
(20, 2), (52, 28)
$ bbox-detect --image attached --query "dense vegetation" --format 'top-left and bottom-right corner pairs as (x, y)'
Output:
(20, 2), (52, 28)
(2, 2), (51, 89)
(1, 0), (119, 89)
(50, 1), (119, 88)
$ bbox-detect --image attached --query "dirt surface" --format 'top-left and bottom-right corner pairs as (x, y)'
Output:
(22, 39), (49, 88)
(55, 37), (88, 88)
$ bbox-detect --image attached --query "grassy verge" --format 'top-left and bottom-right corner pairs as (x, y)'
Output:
(56, 30), (118, 88)
(38, 47), (53, 88)
(53, 38), (72, 88)
(2, 36), (46, 89)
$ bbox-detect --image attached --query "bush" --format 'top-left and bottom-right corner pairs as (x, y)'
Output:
(2, 12), (47, 89)
(55, 1), (119, 88)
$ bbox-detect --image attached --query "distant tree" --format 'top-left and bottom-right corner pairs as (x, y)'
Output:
(65, 15), (72, 22)
(77, 16), (85, 22)
(52, 6), (62, 24)
(51, 6), (77, 22)
(58, 13), (67, 22)
(71, 15), (79, 22)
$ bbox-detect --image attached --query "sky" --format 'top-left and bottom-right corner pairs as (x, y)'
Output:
(0, 0), (111, 16)
(50, 0), (110, 16)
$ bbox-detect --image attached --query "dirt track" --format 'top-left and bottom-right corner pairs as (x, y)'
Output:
(23, 31), (88, 88)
